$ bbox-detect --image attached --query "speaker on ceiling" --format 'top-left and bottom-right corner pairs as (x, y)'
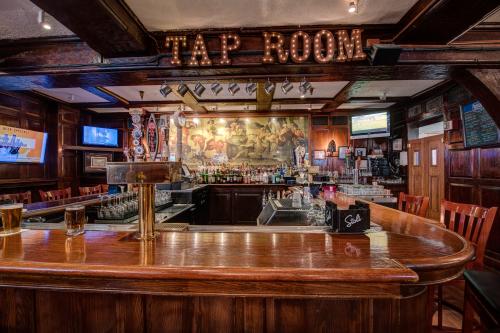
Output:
(368, 44), (402, 66)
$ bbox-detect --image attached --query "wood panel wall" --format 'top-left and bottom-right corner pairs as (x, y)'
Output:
(310, 115), (349, 172)
(0, 91), (58, 201)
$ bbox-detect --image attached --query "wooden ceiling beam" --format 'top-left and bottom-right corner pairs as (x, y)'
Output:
(393, 0), (500, 45)
(322, 81), (355, 111)
(169, 84), (206, 113)
(256, 82), (274, 111)
(30, 0), (158, 57)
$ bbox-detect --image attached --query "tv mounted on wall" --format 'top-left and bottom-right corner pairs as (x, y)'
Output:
(350, 111), (390, 139)
(0, 125), (48, 163)
(82, 126), (119, 147)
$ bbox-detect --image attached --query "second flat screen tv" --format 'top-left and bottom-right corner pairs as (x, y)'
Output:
(350, 112), (390, 139)
(82, 126), (118, 147)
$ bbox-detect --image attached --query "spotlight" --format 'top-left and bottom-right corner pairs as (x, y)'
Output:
(299, 77), (312, 98)
(211, 82), (223, 95)
(228, 82), (240, 96)
(159, 81), (172, 98)
(193, 118), (200, 125)
(264, 79), (275, 95)
(177, 82), (189, 97)
(348, 1), (357, 13)
(245, 81), (257, 95)
(193, 82), (205, 97)
(281, 78), (293, 95)
(308, 104), (312, 111)
(38, 10), (51, 30)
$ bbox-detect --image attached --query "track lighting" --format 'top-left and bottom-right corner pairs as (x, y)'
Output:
(281, 78), (293, 95)
(193, 82), (205, 97)
(245, 81), (257, 95)
(159, 81), (172, 98)
(211, 82), (223, 95)
(177, 82), (189, 97)
(264, 79), (275, 95)
(299, 77), (312, 98)
(348, 1), (357, 14)
(228, 82), (240, 96)
(38, 10), (51, 30)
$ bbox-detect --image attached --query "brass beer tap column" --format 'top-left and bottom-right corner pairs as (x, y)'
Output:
(106, 162), (181, 240)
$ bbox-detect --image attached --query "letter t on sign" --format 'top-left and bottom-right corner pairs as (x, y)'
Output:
(165, 36), (187, 66)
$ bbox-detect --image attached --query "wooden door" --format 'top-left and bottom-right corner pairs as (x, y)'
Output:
(424, 135), (445, 219)
(408, 135), (445, 220)
(232, 189), (262, 225)
(408, 140), (424, 198)
(209, 188), (232, 224)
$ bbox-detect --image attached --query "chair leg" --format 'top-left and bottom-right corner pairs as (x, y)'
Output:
(427, 285), (435, 332)
(462, 284), (474, 333)
(438, 284), (443, 329)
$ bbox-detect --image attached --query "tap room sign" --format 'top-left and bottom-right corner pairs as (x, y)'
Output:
(158, 29), (367, 67)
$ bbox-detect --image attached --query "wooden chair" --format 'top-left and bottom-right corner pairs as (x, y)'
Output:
(100, 184), (109, 193)
(39, 187), (72, 202)
(398, 192), (429, 217)
(435, 200), (498, 329)
(0, 191), (32, 204)
(79, 185), (102, 196)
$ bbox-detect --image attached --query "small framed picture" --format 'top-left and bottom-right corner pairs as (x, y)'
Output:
(354, 147), (367, 157)
(338, 146), (348, 159)
(313, 150), (326, 160)
(392, 138), (403, 151)
(84, 152), (112, 173)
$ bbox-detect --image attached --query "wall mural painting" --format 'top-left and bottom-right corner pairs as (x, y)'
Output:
(169, 116), (308, 166)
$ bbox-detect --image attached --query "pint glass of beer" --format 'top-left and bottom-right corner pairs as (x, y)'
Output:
(65, 205), (86, 236)
(0, 203), (23, 236)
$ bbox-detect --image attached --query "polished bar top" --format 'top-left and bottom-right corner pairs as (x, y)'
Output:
(0, 195), (473, 288)
(22, 194), (103, 218)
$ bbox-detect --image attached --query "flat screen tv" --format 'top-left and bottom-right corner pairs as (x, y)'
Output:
(0, 125), (48, 163)
(82, 126), (118, 147)
(350, 112), (390, 139)
(460, 101), (499, 148)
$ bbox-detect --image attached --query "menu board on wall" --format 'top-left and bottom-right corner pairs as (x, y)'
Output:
(461, 101), (500, 147)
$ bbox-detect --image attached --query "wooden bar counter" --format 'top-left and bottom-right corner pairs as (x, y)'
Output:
(0, 197), (473, 333)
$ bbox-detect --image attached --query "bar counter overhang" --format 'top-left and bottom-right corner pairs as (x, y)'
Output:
(0, 198), (473, 333)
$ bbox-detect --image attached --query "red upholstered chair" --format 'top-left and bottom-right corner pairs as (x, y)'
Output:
(398, 192), (430, 217)
(434, 200), (498, 329)
(79, 185), (102, 196)
(100, 184), (109, 193)
(0, 191), (32, 204)
(39, 187), (72, 202)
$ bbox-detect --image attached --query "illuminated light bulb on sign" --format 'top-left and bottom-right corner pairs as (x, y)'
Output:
(189, 34), (212, 66)
(262, 32), (289, 64)
(337, 29), (366, 62)
(290, 31), (311, 63)
(313, 30), (335, 63)
(165, 36), (187, 66)
(219, 33), (241, 65)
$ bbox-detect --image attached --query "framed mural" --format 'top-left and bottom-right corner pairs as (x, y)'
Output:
(169, 116), (308, 166)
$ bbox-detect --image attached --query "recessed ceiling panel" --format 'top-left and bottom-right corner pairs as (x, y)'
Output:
(0, 0), (74, 40)
(337, 102), (395, 109)
(274, 81), (349, 99)
(125, 0), (420, 30)
(34, 87), (108, 103)
(143, 105), (193, 112)
(103, 85), (181, 101)
(272, 103), (325, 110)
(89, 107), (129, 113)
(190, 83), (255, 100)
(209, 105), (257, 111)
(350, 80), (443, 98)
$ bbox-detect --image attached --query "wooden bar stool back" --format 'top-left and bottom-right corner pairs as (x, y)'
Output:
(79, 185), (102, 196)
(398, 192), (430, 217)
(435, 200), (498, 329)
(39, 187), (72, 202)
(0, 191), (32, 204)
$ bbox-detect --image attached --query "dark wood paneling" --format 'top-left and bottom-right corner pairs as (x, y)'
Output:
(0, 288), (35, 333)
(479, 147), (500, 179)
(448, 149), (474, 178)
(209, 188), (233, 224)
(232, 190), (263, 224)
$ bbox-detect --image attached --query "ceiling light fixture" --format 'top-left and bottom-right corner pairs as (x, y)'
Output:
(299, 77), (312, 98)
(193, 117), (200, 125)
(264, 79), (275, 95)
(245, 81), (257, 95)
(193, 82), (205, 97)
(348, 1), (357, 14)
(177, 82), (189, 97)
(211, 82), (223, 96)
(308, 104), (312, 111)
(37, 10), (52, 30)
(281, 77), (293, 95)
(228, 81), (240, 96)
(159, 81), (172, 98)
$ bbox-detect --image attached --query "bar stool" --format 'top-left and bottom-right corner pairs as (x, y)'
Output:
(463, 270), (500, 333)
(434, 200), (498, 329)
(78, 185), (102, 196)
(39, 187), (72, 202)
(398, 192), (429, 217)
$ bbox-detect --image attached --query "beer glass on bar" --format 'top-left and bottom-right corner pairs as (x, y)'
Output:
(0, 203), (23, 236)
(65, 205), (86, 236)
